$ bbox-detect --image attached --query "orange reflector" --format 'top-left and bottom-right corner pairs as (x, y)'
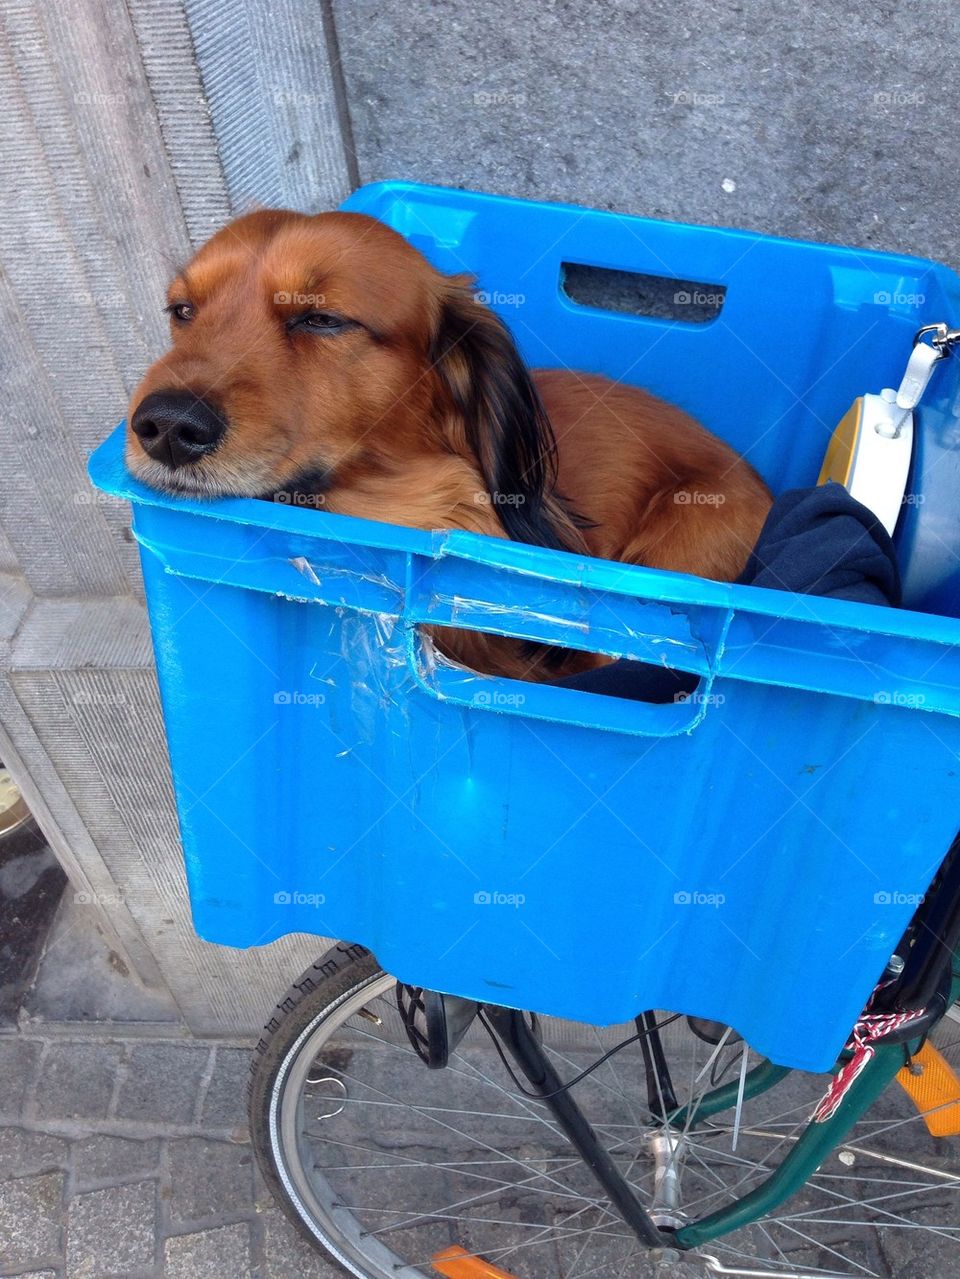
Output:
(432, 1244), (520, 1278)
(897, 1042), (960, 1136)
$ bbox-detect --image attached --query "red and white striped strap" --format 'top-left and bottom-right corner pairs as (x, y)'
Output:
(812, 1007), (927, 1123)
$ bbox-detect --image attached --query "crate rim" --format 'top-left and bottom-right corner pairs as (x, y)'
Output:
(90, 422), (960, 655)
(343, 179), (960, 287)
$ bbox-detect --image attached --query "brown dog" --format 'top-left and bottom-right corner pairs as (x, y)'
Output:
(127, 210), (772, 680)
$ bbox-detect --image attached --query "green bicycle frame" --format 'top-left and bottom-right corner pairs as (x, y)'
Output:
(673, 964), (960, 1248)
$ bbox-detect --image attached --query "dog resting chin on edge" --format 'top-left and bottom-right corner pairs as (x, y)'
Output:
(126, 209), (772, 682)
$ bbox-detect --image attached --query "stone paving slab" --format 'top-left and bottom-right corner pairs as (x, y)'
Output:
(0, 1169), (64, 1270)
(65, 1179), (157, 1277)
(34, 1043), (123, 1123)
(114, 1045), (212, 1126)
(163, 1222), (252, 1279)
(0, 1127), (71, 1177)
(0, 1037), (43, 1116)
(165, 1138), (254, 1227)
(196, 1047), (249, 1134)
(73, 1135), (161, 1190)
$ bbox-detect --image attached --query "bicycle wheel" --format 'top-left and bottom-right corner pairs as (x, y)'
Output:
(250, 943), (960, 1279)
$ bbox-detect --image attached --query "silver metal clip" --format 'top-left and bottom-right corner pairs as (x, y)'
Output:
(885, 321), (960, 429)
(913, 322), (960, 357)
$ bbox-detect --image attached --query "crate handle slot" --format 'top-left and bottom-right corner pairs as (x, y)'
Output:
(560, 262), (726, 325)
(401, 622), (720, 738)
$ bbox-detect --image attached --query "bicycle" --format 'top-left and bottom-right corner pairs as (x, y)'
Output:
(248, 837), (960, 1279)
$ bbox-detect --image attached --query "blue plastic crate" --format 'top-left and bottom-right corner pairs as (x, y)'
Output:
(90, 182), (960, 1072)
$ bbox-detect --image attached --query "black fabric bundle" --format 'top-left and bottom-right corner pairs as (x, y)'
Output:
(552, 483), (901, 704)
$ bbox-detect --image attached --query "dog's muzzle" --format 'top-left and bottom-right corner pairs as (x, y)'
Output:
(130, 391), (227, 469)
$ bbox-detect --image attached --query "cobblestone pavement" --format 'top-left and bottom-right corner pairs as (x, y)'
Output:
(0, 1028), (731, 1279)
(2, 1026), (958, 1279)
(0, 1031), (341, 1279)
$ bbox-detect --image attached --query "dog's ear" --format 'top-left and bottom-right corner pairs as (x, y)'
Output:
(430, 279), (583, 552)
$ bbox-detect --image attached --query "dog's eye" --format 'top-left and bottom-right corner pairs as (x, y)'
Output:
(165, 302), (195, 323)
(293, 312), (354, 335)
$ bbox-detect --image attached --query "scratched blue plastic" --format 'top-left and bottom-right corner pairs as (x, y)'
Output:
(89, 183), (960, 1072)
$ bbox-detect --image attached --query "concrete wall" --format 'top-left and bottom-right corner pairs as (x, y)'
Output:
(1, 0), (957, 1032)
(333, 0), (960, 267)
(0, 0), (351, 1032)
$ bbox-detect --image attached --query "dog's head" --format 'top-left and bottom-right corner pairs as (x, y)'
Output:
(126, 209), (577, 549)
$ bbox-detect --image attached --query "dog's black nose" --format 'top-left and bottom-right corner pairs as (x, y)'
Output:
(130, 391), (226, 468)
